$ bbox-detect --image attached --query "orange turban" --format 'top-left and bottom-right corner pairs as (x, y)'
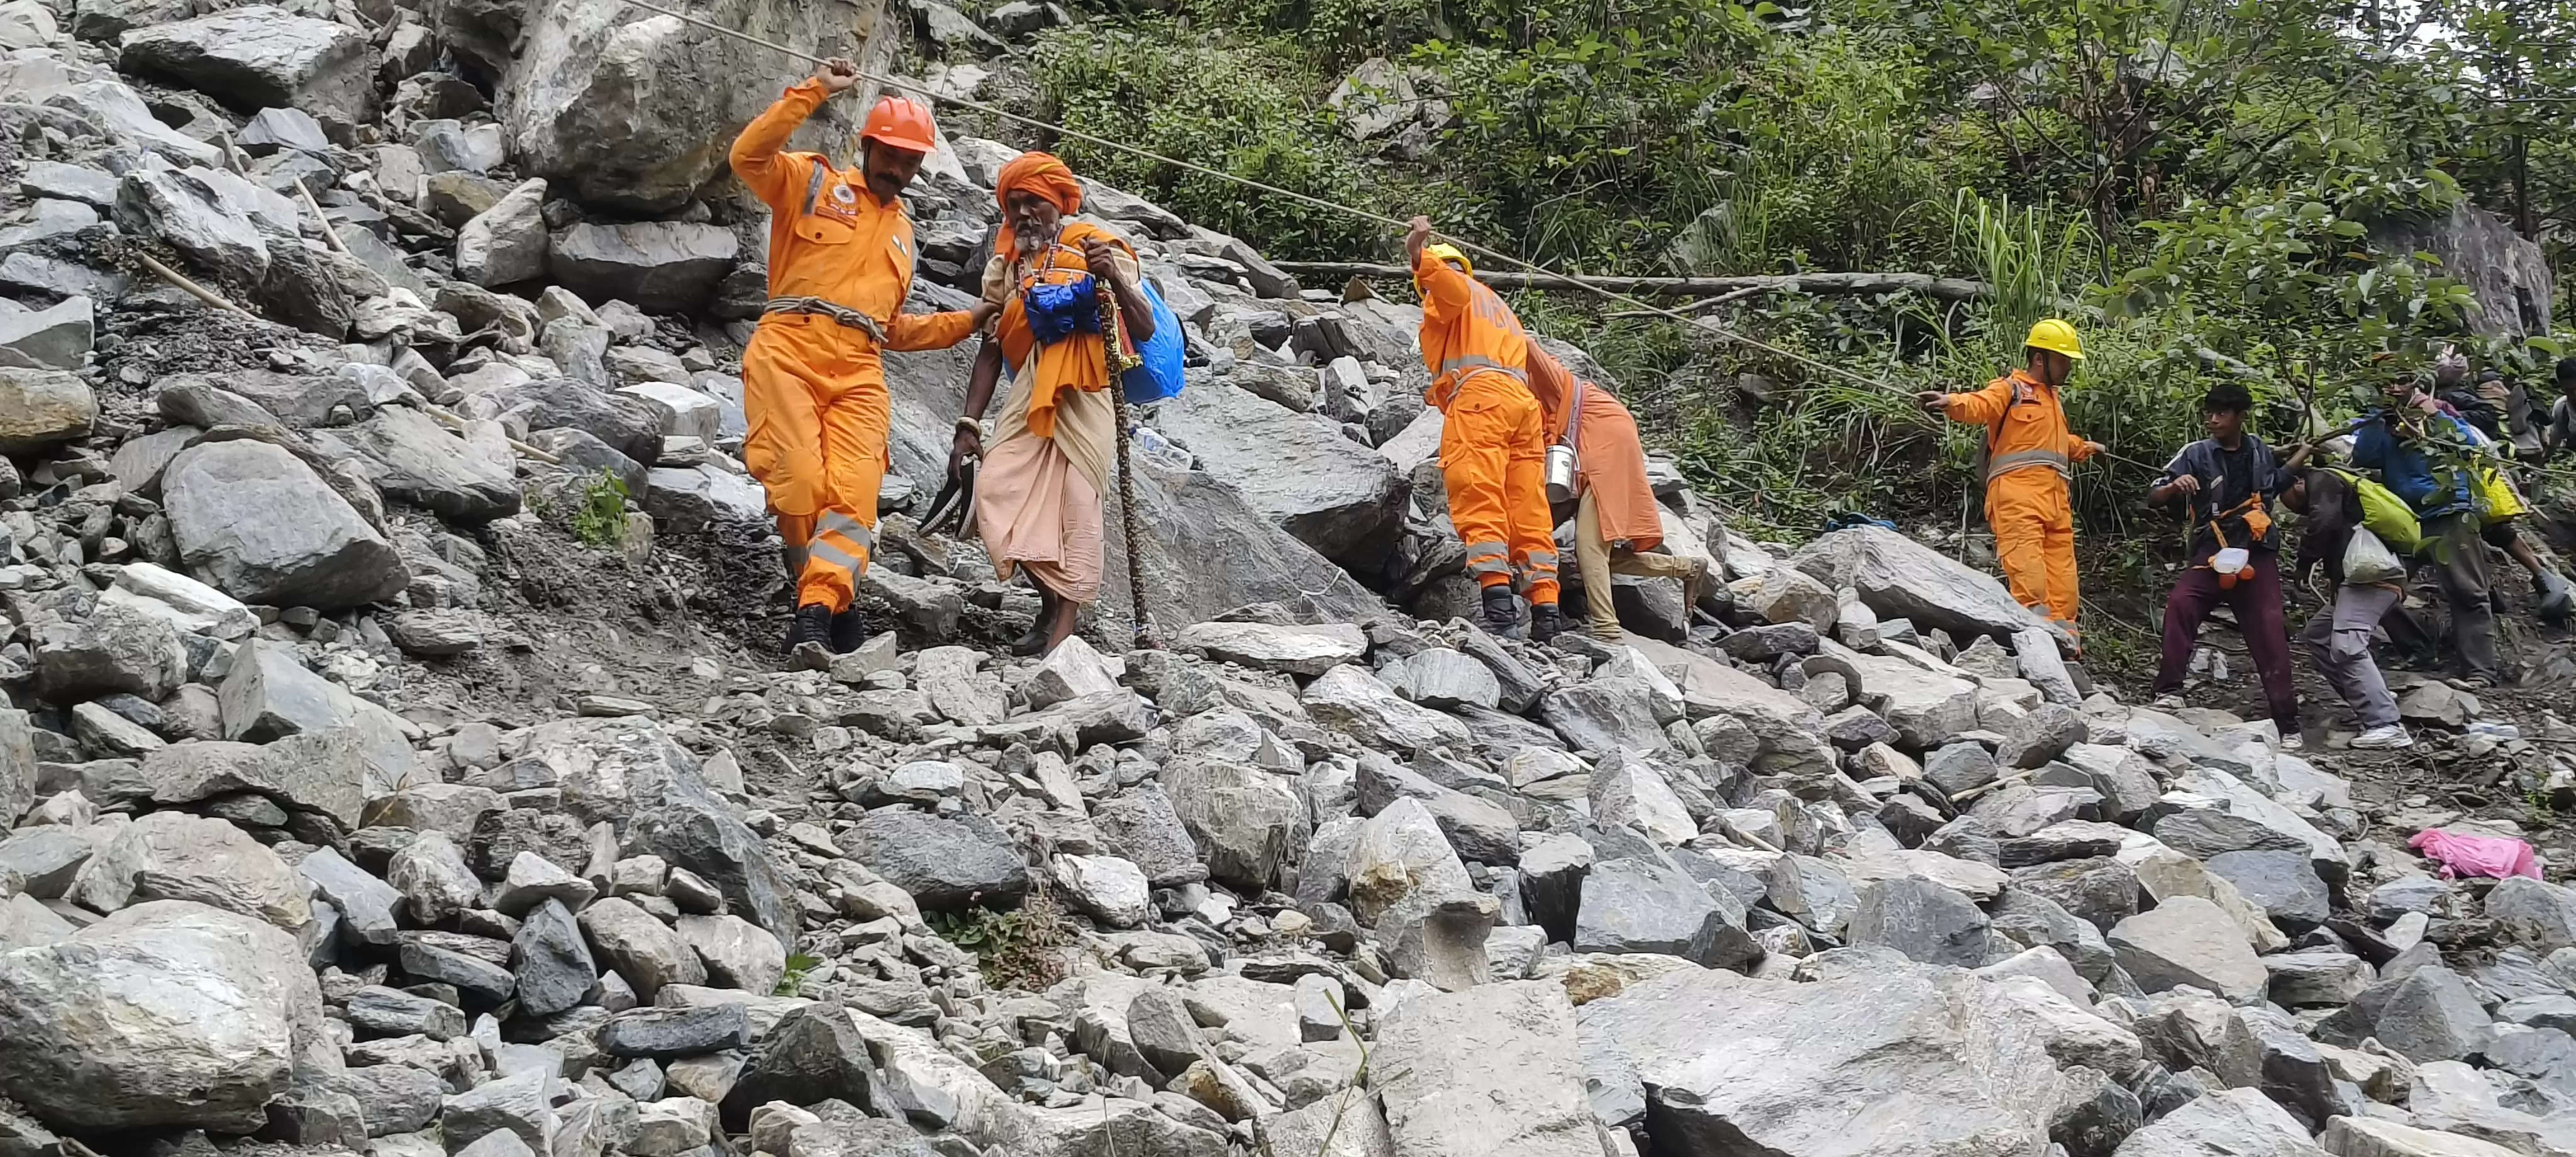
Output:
(994, 152), (1083, 254)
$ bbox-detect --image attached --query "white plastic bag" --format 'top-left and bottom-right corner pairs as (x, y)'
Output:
(2343, 526), (2406, 587)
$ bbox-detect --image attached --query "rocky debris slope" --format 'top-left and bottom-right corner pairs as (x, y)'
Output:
(8, 0), (2576, 1156)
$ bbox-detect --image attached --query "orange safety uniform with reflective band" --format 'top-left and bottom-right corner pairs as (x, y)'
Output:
(1416, 248), (1557, 604)
(729, 79), (977, 613)
(1942, 368), (2096, 624)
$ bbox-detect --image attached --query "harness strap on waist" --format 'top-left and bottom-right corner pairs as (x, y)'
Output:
(1987, 446), (2070, 482)
(765, 296), (889, 345)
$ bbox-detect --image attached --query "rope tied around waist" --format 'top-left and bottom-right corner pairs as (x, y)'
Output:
(764, 296), (888, 346)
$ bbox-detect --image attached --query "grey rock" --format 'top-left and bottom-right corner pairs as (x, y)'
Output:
(1576, 959), (2065, 1156)
(674, 914), (784, 995)
(440, 1070), (553, 1152)
(1153, 384), (1402, 567)
(70, 810), (308, 929)
(0, 828), (91, 899)
(1371, 982), (1599, 1157)
(115, 167), (270, 284)
(628, 795), (802, 942)
(2372, 966), (2495, 1063)
(549, 222), (737, 313)
(1997, 703), (2087, 768)
(1923, 741), (2001, 797)
(578, 895), (703, 999)
(2112, 1087), (2324, 1157)
(1127, 985), (1211, 1079)
(347, 984), (467, 1040)
(31, 599), (184, 702)
(1847, 875), (1992, 967)
(0, 900), (321, 1132)
(164, 440), (407, 608)
(1573, 856), (1757, 969)
(509, 898), (594, 1017)
(1380, 889), (1499, 991)
(1304, 664), (1471, 753)
(0, 296), (95, 372)
(325, 1063), (445, 1136)
(599, 1004), (750, 1058)
(1790, 524), (2040, 640)
(333, 406), (521, 523)
(388, 831), (482, 926)
(2486, 876), (2576, 953)
(721, 1000), (873, 1119)
(117, 6), (374, 127)
(1092, 785), (1208, 889)
(397, 939), (514, 1002)
(455, 178), (550, 287)
(2152, 809), (2309, 860)
(1388, 648), (1501, 711)
(1160, 758), (1307, 892)
(836, 807), (1028, 911)
(2011, 856), (2141, 932)
(2109, 896), (2268, 1004)
(2266, 950), (2370, 1008)
(2204, 850), (2329, 933)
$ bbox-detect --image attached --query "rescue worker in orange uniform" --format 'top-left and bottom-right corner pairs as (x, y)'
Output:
(1917, 319), (2106, 634)
(1527, 348), (1708, 641)
(729, 59), (996, 664)
(1406, 215), (1562, 639)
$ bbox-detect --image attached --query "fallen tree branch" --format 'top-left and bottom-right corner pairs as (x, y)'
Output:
(1269, 262), (1992, 302)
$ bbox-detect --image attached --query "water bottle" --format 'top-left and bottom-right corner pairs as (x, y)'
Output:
(1131, 424), (1192, 472)
(2467, 721), (2519, 741)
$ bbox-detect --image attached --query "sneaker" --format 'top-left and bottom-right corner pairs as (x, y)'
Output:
(2279, 733), (2305, 753)
(1530, 602), (1567, 642)
(786, 604), (834, 670)
(2352, 724), (2415, 750)
(2152, 694), (2186, 711)
(1480, 586), (1520, 637)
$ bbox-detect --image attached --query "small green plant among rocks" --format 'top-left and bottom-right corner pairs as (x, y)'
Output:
(926, 886), (1074, 993)
(570, 470), (629, 550)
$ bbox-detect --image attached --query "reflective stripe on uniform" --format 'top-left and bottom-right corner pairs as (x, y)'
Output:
(1987, 447), (2071, 481)
(805, 511), (876, 579)
(1439, 353), (1527, 382)
(802, 164), (828, 218)
(1463, 539), (1513, 577)
(1522, 550), (1559, 572)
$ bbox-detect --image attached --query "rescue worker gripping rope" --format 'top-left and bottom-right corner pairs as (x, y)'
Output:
(729, 57), (995, 668)
(1918, 319), (2107, 643)
(1407, 215), (1565, 639)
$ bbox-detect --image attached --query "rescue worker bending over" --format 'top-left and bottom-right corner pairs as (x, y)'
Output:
(1526, 348), (1707, 641)
(730, 60), (996, 665)
(1918, 319), (2105, 639)
(1406, 215), (1562, 639)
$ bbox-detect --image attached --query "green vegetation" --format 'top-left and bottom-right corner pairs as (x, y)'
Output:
(998, 0), (2576, 544)
(774, 952), (824, 997)
(924, 887), (1075, 992)
(570, 470), (630, 550)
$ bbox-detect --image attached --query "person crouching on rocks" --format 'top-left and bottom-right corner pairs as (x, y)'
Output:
(729, 58), (997, 667)
(948, 152), (1155, 657)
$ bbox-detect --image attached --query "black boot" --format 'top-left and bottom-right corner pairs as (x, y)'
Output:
(1480, 585), (1521, 637)
(1530, 602), (1566, 642)
(830, 607), (869, 653)
(786, 604), (834, 670)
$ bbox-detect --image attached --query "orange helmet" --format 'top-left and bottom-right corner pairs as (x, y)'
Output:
(860, 94), (936, 154)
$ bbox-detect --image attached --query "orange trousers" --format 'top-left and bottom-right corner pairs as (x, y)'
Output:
(741, 315), (887, 614)
(1440, 373), (1559, 605)
(1987, 469), (2080, 624)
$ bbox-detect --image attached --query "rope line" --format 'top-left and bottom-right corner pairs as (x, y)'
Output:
(623, 0), (1940, 401)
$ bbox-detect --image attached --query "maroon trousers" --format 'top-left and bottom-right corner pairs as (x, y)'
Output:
(2151, 551), (2299, 732)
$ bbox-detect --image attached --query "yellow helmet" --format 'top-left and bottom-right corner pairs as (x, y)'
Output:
(2024, 318), (2085, 360)
(1423, 243), (1472, 274)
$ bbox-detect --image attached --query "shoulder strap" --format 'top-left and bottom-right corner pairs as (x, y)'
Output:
(801, 163), (826, 218)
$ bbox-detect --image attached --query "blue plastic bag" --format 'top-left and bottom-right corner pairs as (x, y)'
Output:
(1121, 279), (1185, 404)
(1024, 275), (1099, 344)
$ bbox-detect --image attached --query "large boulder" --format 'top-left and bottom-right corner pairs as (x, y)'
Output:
(1159, 757), (1307, 892)
(0, 368), (95, 451)
(491, 0), (867, 212)
(0, 900), (323, 1133)
(836, 807), (1029, 911)
(548, 222), (738, 313)
(1108, 457), (1387, 631)
(1152, 380), (1405, 568)
(455, 177), (550, 287)
(1791, 524), (2040, 641)
(114, 168), (272, 285)
(1576, 960), (2065, 1156)
(116, 6), (374, 130)
(1370, 982), (1602, 1157)
(69, 811), (311, 930)
(328, 406), (521, 523)
(162, 439), (408, 608)
(2372, 205), (2550, 339)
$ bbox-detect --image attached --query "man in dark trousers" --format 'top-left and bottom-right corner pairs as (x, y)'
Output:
(2147, 382), (2314, 745)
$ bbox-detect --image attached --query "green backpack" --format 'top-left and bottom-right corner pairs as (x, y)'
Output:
(2328, 468), (2423, 555)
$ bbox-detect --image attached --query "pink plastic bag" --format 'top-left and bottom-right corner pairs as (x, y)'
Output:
(2409, 828), (2542, 880)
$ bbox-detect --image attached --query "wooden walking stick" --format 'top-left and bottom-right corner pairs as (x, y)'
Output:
(1098, 284), (1156, 650)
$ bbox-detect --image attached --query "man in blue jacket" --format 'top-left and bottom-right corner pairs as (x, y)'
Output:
(2350, 374), (2498, 685)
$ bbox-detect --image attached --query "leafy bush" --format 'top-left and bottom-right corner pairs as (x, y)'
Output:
(570, 470), (630, 550)
(924, 887), (1074, 993)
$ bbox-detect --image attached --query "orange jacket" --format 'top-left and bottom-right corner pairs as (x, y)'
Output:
(1944, 368), (2094, 484)
(728, 79), (972, 352)
(1528, 348), (1661, 548)
(1414, 248), (1528, 412)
